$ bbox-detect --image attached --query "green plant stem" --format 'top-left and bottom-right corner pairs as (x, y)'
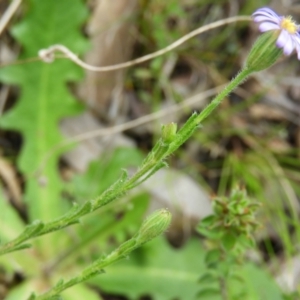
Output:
(220, 276), (228, 300)
(0, 67), (252, 257)
(167, 67), (252, 155)
(33, 250), (120, 300)
(33, 209), (171, 300)
(195, 67), (252, 123)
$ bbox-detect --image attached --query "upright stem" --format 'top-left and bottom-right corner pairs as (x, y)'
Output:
(220, 277), (228, 300)
(167, 67), (252, 156)
(195, 67), (252, 124)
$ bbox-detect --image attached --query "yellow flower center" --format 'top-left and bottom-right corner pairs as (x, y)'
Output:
(281, 16), (298, 34)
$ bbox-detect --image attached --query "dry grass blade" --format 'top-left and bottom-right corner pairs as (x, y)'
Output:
(0, 0), (23, 36)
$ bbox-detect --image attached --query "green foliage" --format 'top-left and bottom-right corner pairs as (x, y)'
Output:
(69, 148), (144, 200)
(88, 236), (284, 300)
(32, 210), (171, 300)
(194, 91), (300, 258)
(88, 237), (205, 300)
(237, 264), (284, 300)
(58, 193), (150, 270)
(0, 0), (88, 257)
(1, 115), (193, 257)
(197, 188), (262, 299)
(0, 0), (88, 222)
(194, 185), (287, 300)
(220, 150), (300, 257)
(282, 291), (300, 300)
(198, 188), (260, 250)
(0, 1), (297, 299)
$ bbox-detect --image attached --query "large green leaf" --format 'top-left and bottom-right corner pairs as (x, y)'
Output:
(238, 264), (284, 300)
(0, 0), (88, 256)
(4, 280), (34, 300)
(88, 237), (205, 300)
(88, 237), (284, 300)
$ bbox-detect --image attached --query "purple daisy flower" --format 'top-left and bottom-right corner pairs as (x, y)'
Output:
(253, 7), (300, 59)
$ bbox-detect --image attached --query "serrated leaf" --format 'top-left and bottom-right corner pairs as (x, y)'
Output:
(0, 0), (88, 256)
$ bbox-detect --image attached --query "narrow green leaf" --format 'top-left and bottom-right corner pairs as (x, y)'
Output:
(9, 243), (32, 252)
(197, 226), (222, 240)
(205, 249), (221, 267)
(198, 272), (218, 284)
(18, 220), (44, 240)
(197, 287), (220, 298)
(197, 215), (215, 228)
(239, 234), (256, 249)
(221, 232), (237, 251)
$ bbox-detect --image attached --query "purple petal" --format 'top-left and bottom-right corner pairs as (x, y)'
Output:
(253, 7), (280, 18)
(259, 21), (280, 32)
(296, 44), (300, 60)
(282, 34), (294, 55)
(293, 34), (300, 46)
(253, 15), (280, 24)
(276, 30), (289, 48)
(293, 35), (300, 59)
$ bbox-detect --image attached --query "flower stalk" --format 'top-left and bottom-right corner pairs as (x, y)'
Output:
(30, 209), (171, 300)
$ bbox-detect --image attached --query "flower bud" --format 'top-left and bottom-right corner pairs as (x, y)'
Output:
(136, 209), (171, 245)
(245, 31), (283, 72)
(161, 123), (177, 144)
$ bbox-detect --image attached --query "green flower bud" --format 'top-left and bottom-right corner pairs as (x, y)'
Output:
(136, 209), (171, 246)
(161, 123), (177, 144)
(245, 30), (283, 72)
